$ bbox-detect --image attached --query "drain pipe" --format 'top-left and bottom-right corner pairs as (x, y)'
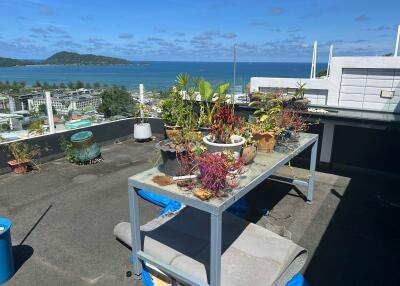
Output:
(45, 91), (55, 134)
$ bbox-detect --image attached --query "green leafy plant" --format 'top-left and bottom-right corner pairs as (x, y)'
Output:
(27, 119), (45, 136)
(249, 93), (282, 133)
(97, 86), (138, 117)
(159, 99), (177, 125)
(197, 79), (229, 127)
(293, 82), (306, 100)
(7, 142), (41, 164)
(59, 136), (74, 162)
(161, 74), (196, 129)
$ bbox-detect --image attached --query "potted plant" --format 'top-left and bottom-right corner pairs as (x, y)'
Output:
(292, 82), (310, 110)
(160, 98), (180, 138)
(134, 103), (152, 141)
(7, 142), (41, 174)
(239, 121), (258, 165)
(155, 129), (202, 176)
(249, 94), (283, 152)
(27, 119), (45, 137)
(196, 151), (244, 198)
(276, 110), (309, 143)
(203, 104), (245, 155)
(161, 74), (198, 138)
(197, 80), (229, 135)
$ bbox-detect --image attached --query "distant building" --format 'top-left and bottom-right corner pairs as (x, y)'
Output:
(28, 93), (101, 114)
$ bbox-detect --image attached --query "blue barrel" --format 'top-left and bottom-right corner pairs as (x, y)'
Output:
(0, 218), (14, 284)
(70, 131), (101, 163)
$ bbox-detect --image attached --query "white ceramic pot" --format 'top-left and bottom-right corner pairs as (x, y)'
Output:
(134, 123), (152, 140)
(203, 134), (245, 156)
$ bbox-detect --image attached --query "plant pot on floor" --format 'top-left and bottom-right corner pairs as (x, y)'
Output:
(164, 125), (181, 139)
(253, 132), (276, 152)
(134, 123), (152, 140)
(203, 135), (245, 156)
(7, 160), (30, 174)
(155, 140), (194, 177)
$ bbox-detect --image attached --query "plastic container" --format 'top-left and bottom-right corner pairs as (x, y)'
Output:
(134, 123), (152, 140)
(0, 217), (15, 284)
(71, 131), (101, 162)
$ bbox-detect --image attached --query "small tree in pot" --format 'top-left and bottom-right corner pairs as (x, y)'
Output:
(161, 74), (198, 138)
(7, 142), (41, 174)
(197, 80), (229, 134)
(249, 94), (283, 152)
(134, 103), (152, 141)
(292, 82), (310, 110)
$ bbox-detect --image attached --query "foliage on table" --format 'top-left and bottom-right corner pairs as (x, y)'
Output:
(197, 79), (229, 128)
(249, 93), (283, 134)
(196, 151), (244, 195)
(209, 105), (242, 143)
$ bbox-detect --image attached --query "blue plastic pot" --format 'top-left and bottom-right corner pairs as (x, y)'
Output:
(0, 218), (14, 284)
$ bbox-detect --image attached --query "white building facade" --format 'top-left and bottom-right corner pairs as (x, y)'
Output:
(250, 56), (400, 113)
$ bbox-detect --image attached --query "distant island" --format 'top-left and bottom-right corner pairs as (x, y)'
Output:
(0, 51), (131, 67)
(0, 57), (36, 67)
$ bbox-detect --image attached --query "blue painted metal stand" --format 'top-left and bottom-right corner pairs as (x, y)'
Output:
(0, 218), (14, 284)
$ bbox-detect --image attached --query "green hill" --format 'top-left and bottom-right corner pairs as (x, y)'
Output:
(0, 57), (36, 67)
(43, 51), (130, 65)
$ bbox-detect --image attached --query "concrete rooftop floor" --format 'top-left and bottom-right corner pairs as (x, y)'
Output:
(0, 139), (399, 286)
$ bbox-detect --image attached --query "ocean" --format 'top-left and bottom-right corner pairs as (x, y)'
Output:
(0, 61), (326, 91)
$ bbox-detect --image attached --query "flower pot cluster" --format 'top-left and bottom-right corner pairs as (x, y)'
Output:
(155, 74), (309, 200)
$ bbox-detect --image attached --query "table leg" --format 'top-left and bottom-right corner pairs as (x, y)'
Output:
(210, 213), (222, 286)
(307, 140), (318, 204)
(129, 187), (143, 277)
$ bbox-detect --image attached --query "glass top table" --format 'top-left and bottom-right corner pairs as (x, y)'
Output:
(127, 132), (318, 286)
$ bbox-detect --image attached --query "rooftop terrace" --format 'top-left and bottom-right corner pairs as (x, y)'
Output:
(1, 139), (399, 285)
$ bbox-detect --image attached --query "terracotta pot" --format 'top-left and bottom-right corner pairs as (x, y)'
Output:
(241, 145), (257, 164)
(253, 132), (276, 152)
(7, 160), (30, 174)
(164, 125), (181, 139)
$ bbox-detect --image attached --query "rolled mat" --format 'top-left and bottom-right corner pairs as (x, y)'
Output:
(114, 207), (307, 286)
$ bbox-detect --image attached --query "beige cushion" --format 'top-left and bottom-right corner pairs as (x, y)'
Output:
(114, 207), (307, 286)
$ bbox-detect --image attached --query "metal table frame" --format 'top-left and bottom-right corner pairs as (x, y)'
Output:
(128, 133), (318, 286)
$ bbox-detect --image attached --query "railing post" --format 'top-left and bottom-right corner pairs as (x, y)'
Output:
(45, 91), (55, 134)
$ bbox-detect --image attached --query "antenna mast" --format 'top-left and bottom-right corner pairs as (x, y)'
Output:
(395, 25), (400, 57)
(232, 44), (237, 114)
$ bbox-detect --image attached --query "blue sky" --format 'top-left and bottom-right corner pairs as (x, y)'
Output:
(0, 0), (399, 62)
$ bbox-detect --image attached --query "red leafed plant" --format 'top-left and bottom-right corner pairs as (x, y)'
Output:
(210, 105), (242, 143)
(196, 152), (244, 194)
(277, 110), (308, 133)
